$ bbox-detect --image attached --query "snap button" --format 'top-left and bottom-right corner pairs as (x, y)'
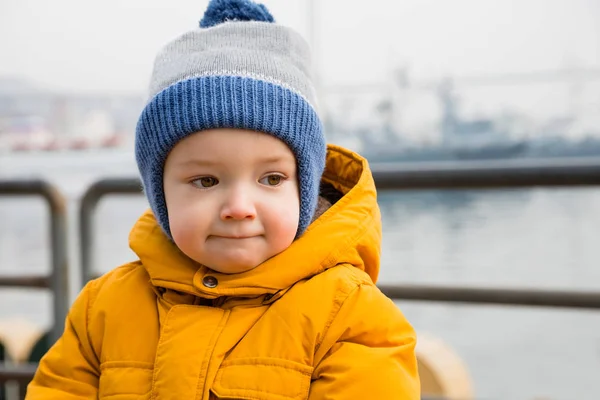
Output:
(202, 275), (218, 288)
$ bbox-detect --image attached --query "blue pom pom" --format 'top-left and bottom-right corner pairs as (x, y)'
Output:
(200, 0), (275, 28)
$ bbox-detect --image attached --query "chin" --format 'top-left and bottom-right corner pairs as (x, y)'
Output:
(209, 258), (262, 274)
(211, 264), (259, 275)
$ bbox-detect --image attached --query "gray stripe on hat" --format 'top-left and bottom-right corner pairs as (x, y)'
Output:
(148, 21), (317, 109)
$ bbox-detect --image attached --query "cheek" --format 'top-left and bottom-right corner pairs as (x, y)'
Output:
(169, 206), (196, 243)
(166, 193), (206, 242)
(267, 192), (300, 240)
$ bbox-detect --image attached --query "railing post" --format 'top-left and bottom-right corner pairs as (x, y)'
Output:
(44, 182), (69, 345)
(79, 178), (142, 285)
(79, 186), (97, 287)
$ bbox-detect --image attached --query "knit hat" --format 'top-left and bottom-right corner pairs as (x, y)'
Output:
(135, 0), (326, 239)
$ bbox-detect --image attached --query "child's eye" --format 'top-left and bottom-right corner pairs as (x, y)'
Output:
(192, 176), (219, 188)
(259, 174), (284, 186)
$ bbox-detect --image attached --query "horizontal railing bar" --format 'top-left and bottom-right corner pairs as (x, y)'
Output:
(0, 364), (37, 384)
(82, 178), (142, 198)
(379, 284), (600, 309)
(0, 180), (67, 214)
(77, 157), (600, 198)
(0, 275), (50, 288)
(79, 276), (600, 310)
(371, 156), (600, 190)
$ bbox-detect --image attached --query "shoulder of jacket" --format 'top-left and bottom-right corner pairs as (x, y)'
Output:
(286, 264), (376, 327)
(310, 264), (375, 297)
(84, 261), (151, 309)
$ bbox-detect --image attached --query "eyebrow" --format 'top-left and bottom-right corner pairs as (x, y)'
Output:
(177, 159), (218, 167)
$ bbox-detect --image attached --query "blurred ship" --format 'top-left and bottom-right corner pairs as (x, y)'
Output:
(327, 68), (600, 164)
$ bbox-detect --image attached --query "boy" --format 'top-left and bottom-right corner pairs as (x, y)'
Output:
(27, 0), (420, 398)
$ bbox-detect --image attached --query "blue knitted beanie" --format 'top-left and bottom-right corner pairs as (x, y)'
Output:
(135, 0), (326, 240)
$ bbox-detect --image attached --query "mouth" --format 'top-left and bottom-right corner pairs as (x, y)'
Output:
(211, 235), (259, 239)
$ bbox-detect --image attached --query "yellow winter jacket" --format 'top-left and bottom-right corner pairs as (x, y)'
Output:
(27, 144), (420, 399)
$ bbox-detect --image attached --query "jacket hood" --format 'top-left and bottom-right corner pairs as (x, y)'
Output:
(129, 144), (382, 299)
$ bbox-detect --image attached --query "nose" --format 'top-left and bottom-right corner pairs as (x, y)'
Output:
(220, 186), (257, 221)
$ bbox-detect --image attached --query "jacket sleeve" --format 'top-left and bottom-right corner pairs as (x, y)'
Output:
(309, 283), (420, 400)
(26, 282), (100, 399)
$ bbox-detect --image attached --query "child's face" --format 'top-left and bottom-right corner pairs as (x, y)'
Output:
(163, 128), (300, 274)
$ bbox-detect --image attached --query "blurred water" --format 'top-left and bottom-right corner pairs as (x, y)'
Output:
(1, 150), (600, 400)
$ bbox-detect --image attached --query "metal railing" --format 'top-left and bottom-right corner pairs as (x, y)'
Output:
(0, 364), (38, 399)
(0, 180), (70, 399)
(4, 156), (600, 396)
(0, 365), (37, 385)
(78, 157), (600, 310)
(0, 180), (69, 343)
(378, 284), (600, 309)
(371, 156), (600, 190)
(79, 178), (141, 285)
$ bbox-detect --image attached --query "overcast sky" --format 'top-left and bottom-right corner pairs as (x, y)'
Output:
(1, 0), (599, 140)
(1, 0), (598, 95)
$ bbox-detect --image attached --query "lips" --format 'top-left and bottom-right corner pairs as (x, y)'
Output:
(211, 234), (258, 239)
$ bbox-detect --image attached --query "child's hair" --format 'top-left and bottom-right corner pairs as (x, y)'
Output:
(134, 0), (326, 239)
